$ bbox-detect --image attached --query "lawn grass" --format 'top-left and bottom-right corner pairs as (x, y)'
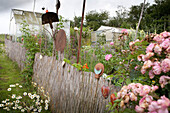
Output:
(0, 39), (51, 113)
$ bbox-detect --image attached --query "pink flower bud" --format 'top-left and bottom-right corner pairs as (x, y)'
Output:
(110, 42), (114, 45)
(135, 105), (144, 113)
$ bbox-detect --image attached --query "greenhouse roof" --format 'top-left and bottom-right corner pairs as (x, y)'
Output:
(12, 9), (43, 25)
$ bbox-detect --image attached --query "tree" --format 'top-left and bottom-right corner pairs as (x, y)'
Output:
(85, 10), (109, 31)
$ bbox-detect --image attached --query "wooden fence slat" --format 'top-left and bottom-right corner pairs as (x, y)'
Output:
(5, 39), (120, 113)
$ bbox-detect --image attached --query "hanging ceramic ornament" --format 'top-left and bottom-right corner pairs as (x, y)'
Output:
(101, 85), (110, 99)
(94, 63), (104, 79)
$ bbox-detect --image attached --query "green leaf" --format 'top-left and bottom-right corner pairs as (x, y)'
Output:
(114, 99), (122, 103)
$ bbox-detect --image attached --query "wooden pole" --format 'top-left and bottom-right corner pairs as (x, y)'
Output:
(77, 0), (86, 63)
(134, 0), (146, 40)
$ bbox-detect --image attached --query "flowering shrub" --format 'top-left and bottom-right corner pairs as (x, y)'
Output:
(0, 82), (50, 112)
(106, 31), (170, 113)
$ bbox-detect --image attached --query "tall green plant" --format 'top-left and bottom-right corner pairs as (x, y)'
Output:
(20, 20), (40, 84)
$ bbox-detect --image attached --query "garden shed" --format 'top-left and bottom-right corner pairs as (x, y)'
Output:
(9, 9), (70, 41)
(91, 26), (131, 44)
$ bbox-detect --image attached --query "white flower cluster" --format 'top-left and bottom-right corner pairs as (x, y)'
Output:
(0, 82), (51, 112)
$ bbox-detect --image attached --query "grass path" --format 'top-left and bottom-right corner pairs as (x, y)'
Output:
(0, 43), (51, 113)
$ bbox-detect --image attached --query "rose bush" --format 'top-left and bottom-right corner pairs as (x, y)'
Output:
(106, 31), (170, 113)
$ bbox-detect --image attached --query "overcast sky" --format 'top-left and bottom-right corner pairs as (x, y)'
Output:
(0, 0), (155, 34)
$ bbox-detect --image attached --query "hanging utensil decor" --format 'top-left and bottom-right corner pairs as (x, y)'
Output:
(55, 29), (66, 53)
(42, 12), (59, 29)
(94, 63), (104, 80)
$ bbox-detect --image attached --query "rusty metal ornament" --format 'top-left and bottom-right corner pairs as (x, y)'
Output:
(55, 29), (66, 53)
(94, 63), (104, 79)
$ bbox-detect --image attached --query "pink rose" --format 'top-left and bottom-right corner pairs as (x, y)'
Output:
(160, 38), (170, 49)
(121, 29), (128, 34)
(166, 46), (170, 53)
(146, 43), (155, 53)
(148, 95), (170, 113)
(129, 92), (137, 101)
(129, 41), (135, 46)
(142, 60), (153, 70)
(110, 42), (114, 45)
(161, 58), (170, 73)
(141, 68), (146, 74)
(153, 61), (161, 66)
(137, 54), (144, 61)
(105, 54), (112, 61)
(153, 35), (164, 44)
(168, 32), (170, 37)
(159, 75), (170, 88)
(161, 31), (168, 38)
(148, 101), (160, 112)
(143, 52), (154, 61)
(139, 95), (153, 108)
(157, 95), (170, 107)
(151, 85), (158, 92)
(157, 95), (170, 113)
(149, 70), (155, 79)
(139, 85), (151, 96)
(135, 66), (138, 70)
(154, 44), (162, 55)
(135, 105), (144, 113)
(152, 65), (162, 75)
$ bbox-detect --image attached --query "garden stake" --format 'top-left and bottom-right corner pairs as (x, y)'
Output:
(77, 0), (86, 63)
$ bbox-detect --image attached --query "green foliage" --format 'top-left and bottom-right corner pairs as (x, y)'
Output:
(85, 10), (109, 31)
(0, 48), (51, 113)
(20, 20), (40, 84)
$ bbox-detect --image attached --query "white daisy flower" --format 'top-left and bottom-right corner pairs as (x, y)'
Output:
(16, 83), (19, 86)
(40, 100), (43, 103)
(30, 95), (35, 99)
(37, 98), (40, 102)
(7, 108), (10, 111)
(21, 109), (25, 112)
(6, 102), (10, 105)
(13, 107), (17, 110)
(35, 102), (38, 106)
(18, 96), (22, 99)
(23, 92), (27, 96)
(19, 85), (22, 88)
(45, 103), (49, 107)
(45, 106), (48, 110)
(45, 100), (49, 103)
(34, 108), (37, 112)
(7, 88), (11, 91)
(12, 94), (16, 99)
(10, 102), (13, 105)
(18, 106), (22, 109)
(0, 104), (4, 107)
(16, 100), (20, 103)
(6, 99), (10, 101)
(10, 84), (16, 87)
(28, 93), (31, 96)
(2, 100), (6, 103)
(33, 94), (37, 97)
(15, 104), (18, 107)
(38, 109), (42, 112)
(36, 95), (40, 99)
(3, 107), (8, 110)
